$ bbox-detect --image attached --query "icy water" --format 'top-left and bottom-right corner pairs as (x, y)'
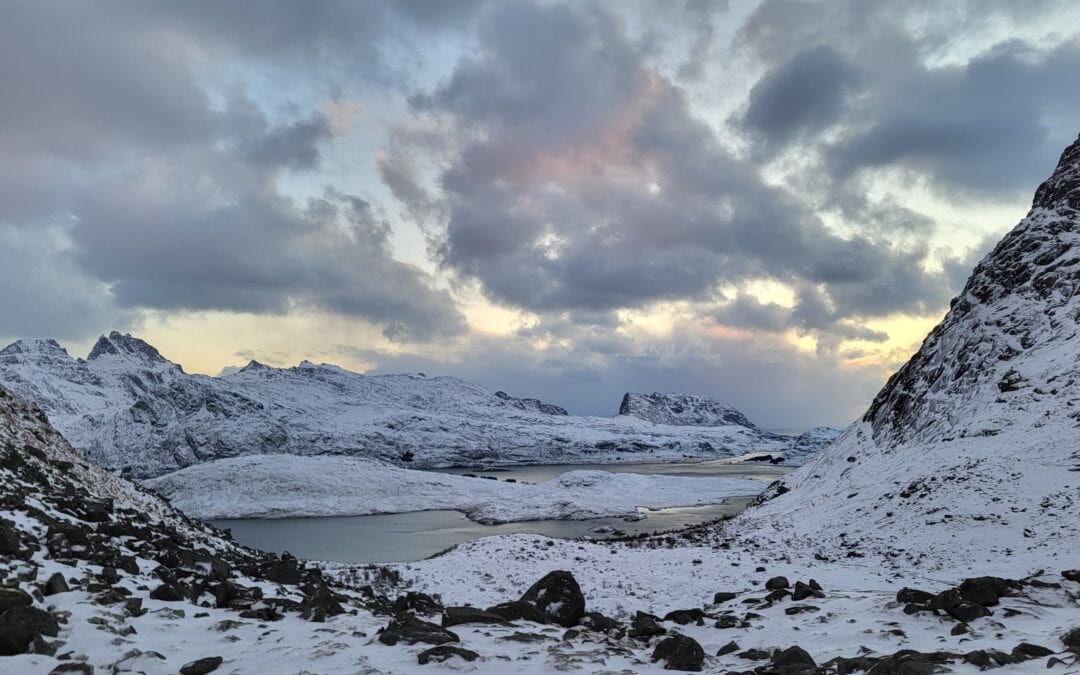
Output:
(214, 460), (791, 564)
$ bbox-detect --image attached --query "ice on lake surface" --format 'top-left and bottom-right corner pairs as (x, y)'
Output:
(214, 461), (789, 563)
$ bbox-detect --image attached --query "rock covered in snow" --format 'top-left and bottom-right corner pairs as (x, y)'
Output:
(618, 392), (759, 429)
(0, 333), (833, 477)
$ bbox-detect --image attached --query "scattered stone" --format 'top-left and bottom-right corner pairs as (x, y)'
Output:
(946, 602), (990, 623)
(651, 634), (705, 672)
(713, 592), (738, 604)
(149, 583), (186, 602)
(578, 611), (622, 633)
(714, 615), (740, 629)
(417, 645), (479, 665)
(765, 576), (790, 590)
(179, 656), (224, 675)
(738, 648), (772, 661)
(392, 591), (442, 616)
(378, 614), (459, 646)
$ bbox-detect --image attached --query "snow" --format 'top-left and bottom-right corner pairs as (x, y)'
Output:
(0, 332), (839, 478)
(142, 454), (767, 522)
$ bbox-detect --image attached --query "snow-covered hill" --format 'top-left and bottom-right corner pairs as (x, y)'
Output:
(0, 333), (837, 477)
(618, 392), (759, 428)
(732, 134), (1080, 574)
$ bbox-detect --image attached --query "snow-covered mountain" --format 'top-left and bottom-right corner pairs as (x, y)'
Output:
(0, 333), (837, 477)
(736, 133), (1080, 574)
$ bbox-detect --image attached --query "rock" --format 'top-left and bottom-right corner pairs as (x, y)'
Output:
(629, 611), (667, 639)
(714, 615), (741, 629)
(499, 631), (555, 643)
(0, 587), (33, 612)
(946, 602), (990, 623)
(300, 586), (345, 622)
(1012, 643), (1054, 659)
(764, 589), (790, 602)
(957, 576), (1019, 607)
(441, 606), (511, 627)
(378, 614), (459, 646)
(1062, 570), (1080, 583)
(393, 591), (442, 616)
(716, 640), (740, 656)
(1060, 627), (1080, 648)
(179, 657), (224, 675)
(0, 606), (60, 656)
(950, 623), (969, 636)
(765, 576), (790, 590)
(417, 645), (479, 665)
(44, 572), (70, 596)
(896, 587), (935, 604)
(519, 570), (586, 628)
(663, 608), (706, 625)
(262, 554), (302, 585)
(577, 611), (622, 633)
(773, 646), (816, 668)
(49, 665), (94, 674)
(738, 648), (772, 661)
(0, 518), (21, 555)
(713, 592), (738, 604)
(651, 634), (705, 672)
(785, 605), (819, 615)
(150, 583), (186, 602)
(486, 600), (547, 624)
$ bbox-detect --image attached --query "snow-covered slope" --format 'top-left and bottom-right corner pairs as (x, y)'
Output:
(0, 333), (836, 477)
(733, 134), (1080, 575)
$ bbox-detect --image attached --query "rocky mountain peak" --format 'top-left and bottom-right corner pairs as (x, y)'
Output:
(618, 392), (759, 429)
(0, 338), (70, 359)
(87, 331), (178, 370)
(1032, 133), (1080, 211)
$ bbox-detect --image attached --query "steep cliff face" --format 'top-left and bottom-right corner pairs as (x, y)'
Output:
(0, 336), (832, 477)
(738, 135), (1080, 575)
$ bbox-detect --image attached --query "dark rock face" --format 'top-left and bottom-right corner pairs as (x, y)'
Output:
(0, 587), (33, 613)
(618, 392), (759, 429)
(493, 390), (568, 416)
(651, 634), (705, 672)
(378, 614), (460, 646)
(179, 656), (224, 675)
(772, 646), (816, 668)
(417, 645), (479, 665)
(518, 570), (586, 628)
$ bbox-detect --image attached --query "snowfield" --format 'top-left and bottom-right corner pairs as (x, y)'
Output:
(143, 454), (768, 522)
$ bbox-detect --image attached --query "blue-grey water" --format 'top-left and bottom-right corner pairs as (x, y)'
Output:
(214, 461), (791, 564)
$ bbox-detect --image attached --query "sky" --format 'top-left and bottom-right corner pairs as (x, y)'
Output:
(2, 0), (1079, 428)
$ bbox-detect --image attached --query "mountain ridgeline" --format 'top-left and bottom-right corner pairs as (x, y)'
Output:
(0, 333), (837, 477)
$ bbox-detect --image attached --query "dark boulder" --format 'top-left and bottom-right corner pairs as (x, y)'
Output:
(773, 646), (816, 669)
(765, 576), (790, 590)
(393, 591), (442, 616)
(896, 587), (935, 604)
(179, 656), (224, 675)
(792, 581), (824, 601)
(43, 570), (70, 591)
(150, 583), (186, 602)
(519, 570), (586, 628)
(378, 614), (459, 646)
(1062, 570), (1080, 583)
(946, 602), (990, 623)
(0, 605), (60, 656)
(0, 587), (33, 612)
(651, 634), (705, 672)
(663, 608), (706, 625)
(417, 645), (479, 665)
(49, 665), (95, 674)
(957, 577), (1020, 607)
(0, 518), (21, 555)
(716, 640), (740, 656)
(441, 606), (511, 627)
(629, 611), (667, 639)
(578, 611), (622, 633)
(486, 600), (547, 624)
(1060, 627), (1080, 648)
(1012, 643), (1054, 660)
(713, 592), (738, 604)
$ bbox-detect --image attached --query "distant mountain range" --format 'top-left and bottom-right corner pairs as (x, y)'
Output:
(0, 332), (838, 477)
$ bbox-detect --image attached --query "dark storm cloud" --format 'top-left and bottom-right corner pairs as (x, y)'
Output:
(0, 0), (465, 342)
(390, 0), (951, 334)
(737, 0), (1080, 199)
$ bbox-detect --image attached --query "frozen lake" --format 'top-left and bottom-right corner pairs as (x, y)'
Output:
(214, 460), (790, 563)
